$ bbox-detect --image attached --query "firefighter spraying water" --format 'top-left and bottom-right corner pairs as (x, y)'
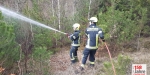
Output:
(0, 6), (116, 75)
(67, 23), (81, 64)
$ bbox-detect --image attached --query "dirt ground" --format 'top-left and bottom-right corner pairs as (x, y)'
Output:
(50, 38), (150, 75)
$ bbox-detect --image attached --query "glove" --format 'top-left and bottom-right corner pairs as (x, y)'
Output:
(66, 33), (69, 38)
(102, 39), (105, 42)
(66, 33), (69, 36)
(66, 33), (71, 38)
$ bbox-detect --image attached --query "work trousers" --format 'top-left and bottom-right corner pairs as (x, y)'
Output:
(82, 48), (97, 64)
(70, 46), (79, 61)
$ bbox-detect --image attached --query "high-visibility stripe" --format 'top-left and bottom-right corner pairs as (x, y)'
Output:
(71, 44), (80, 46)
(72, 33), (80, 46)
(96, 34), (98, 47)
(86, 45), (98, 49)
(85, 33), (99, 49)
(86, 33), (88, 36)
(73, 36), (76, 39)
(87, 28), (98, 31)
(90, 61), (95, 64)
(71, 58), (75, 60)
(74, 56), (78, 58)
(78, 33), (80, 44)
(87, 34), (90, 46)
(81, 64), (85, 67)
(71, 53), (75, 60)
(98, 31), (102, 34)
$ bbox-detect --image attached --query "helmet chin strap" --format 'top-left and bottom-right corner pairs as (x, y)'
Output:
(74, 27), (78, 31)
(89, 22), (91, 25)
(90, 21), (94, 24)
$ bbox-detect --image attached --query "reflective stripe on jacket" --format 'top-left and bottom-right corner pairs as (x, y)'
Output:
(85, 24), (104, 49)
(70, 30), (80, 47)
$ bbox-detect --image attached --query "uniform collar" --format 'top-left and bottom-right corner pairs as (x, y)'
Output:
(89, 24), (96, 27)
(74, 30), (80, 32)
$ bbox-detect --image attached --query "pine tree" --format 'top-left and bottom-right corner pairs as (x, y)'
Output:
(0, 11), (19, 70)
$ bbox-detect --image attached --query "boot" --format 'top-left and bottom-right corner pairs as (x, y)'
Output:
(71, 60), (76, 64)
(74, 66), (84, 74)
(89, 64), (95, 67)
(79, 66), (84, 71)
(75, 57), (79, 62)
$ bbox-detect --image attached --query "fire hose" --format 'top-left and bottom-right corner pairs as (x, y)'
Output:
(104, 42), (117, 75)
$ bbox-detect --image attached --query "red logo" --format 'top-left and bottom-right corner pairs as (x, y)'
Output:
(132, 64), (146, 75)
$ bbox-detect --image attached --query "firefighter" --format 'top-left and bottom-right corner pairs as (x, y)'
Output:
(79, 17), (105, 70)
(67, 23), (81, 64)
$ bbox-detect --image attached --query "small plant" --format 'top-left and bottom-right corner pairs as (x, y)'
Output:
(103, 54), (131, 75)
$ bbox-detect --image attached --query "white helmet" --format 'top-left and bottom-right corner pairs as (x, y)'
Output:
(89, 17), (98, 22)
(72, 23), (80, 30)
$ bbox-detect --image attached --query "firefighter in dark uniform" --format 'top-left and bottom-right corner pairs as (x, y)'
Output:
(79, 17), (105, 70)
(68, 23), (81, 64)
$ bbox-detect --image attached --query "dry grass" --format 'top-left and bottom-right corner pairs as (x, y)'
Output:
(50, 38), (150, 75)
(125, 48), (150, 74)
(50, 46), (111, 75)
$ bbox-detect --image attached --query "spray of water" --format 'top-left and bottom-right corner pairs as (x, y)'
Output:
(0, 6), (67, 34)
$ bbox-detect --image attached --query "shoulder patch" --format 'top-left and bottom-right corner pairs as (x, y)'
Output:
(98, 31), (102, 34)
(73, 36), (76, 39)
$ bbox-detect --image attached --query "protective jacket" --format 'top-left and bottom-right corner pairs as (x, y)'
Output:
(70, 30), (80, 47)
(85, 24), (104, 49)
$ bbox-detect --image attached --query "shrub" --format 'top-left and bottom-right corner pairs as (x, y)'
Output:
(103, 54), (131, 75)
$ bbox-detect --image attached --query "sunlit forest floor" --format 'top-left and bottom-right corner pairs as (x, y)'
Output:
(50, 38), (150, 75)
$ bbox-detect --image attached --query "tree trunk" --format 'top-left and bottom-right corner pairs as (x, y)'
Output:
(58, 0), (60, 30)
(88, 0), (91, 19)
(18, 44), (22, 75)
(52, 0), (57, 46)
(52, 0), (54, 17)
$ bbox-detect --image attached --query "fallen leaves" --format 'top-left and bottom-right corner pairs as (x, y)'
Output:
(0, 67), (5, 73)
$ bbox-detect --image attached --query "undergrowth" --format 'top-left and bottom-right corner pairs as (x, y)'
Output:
(103, 54), (131, 75)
